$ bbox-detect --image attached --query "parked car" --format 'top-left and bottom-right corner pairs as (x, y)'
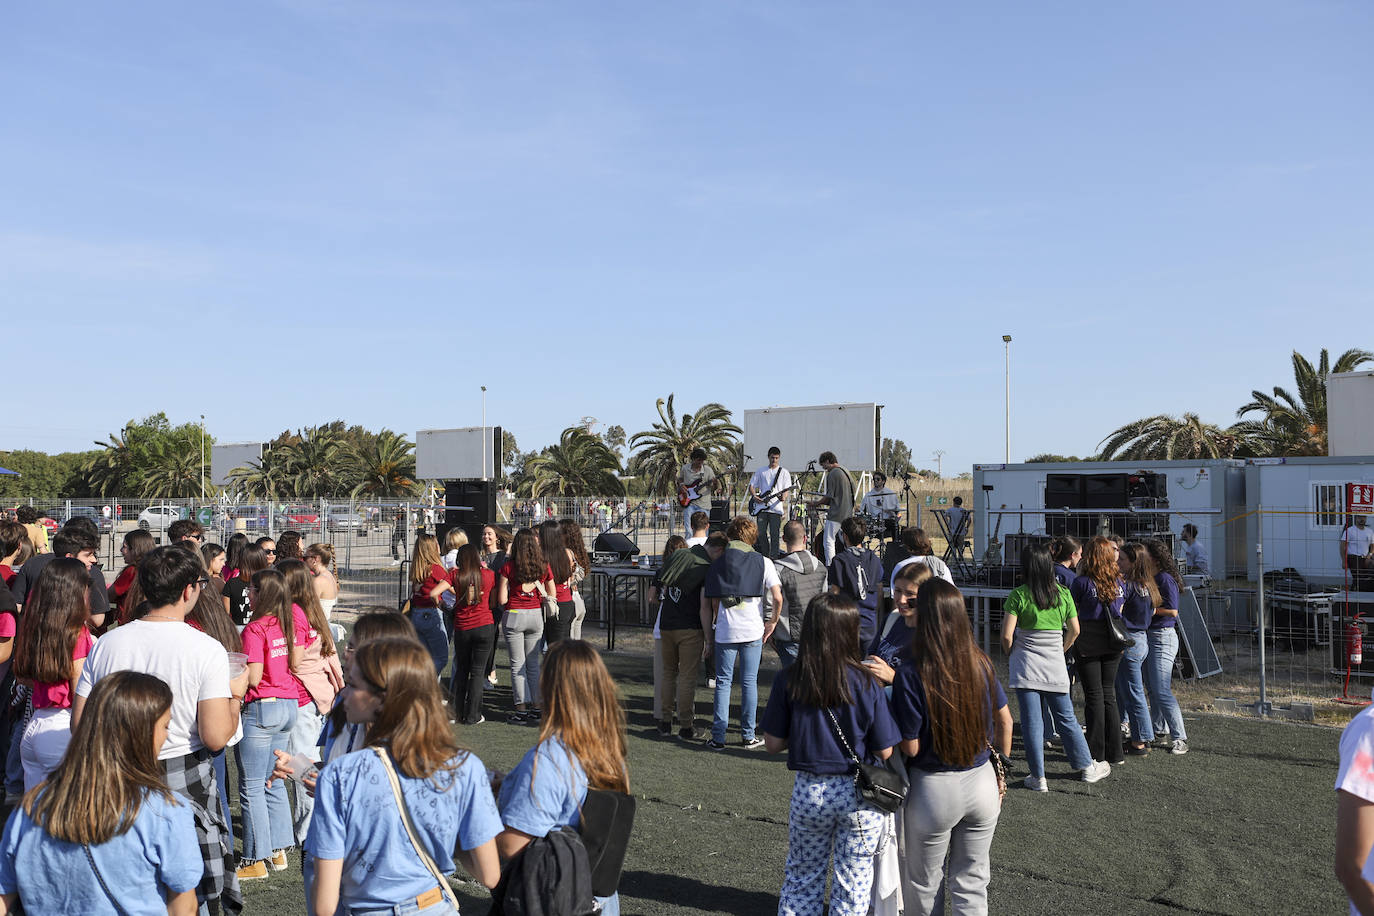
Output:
(276, 504), (321, 532)
(38, 513), (60, 539)
(60, 505), (114, 533)
(138, 505), (184, 531)
(325, 507), (369, 534)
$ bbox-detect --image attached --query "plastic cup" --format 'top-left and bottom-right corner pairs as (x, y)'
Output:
(226, 652), (248, 680)
(287, 752), (318, 782)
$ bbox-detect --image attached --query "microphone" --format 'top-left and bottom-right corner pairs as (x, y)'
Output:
(744, 454), (754, 460)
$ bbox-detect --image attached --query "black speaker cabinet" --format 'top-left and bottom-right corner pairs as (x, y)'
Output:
(1044, 474), (1084, 509)
(593, 532), (639, 562)
(1084, 474), (1128, 509)
(443, 480), (497, 528)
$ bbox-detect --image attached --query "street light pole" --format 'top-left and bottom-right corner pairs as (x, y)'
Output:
(200, 415), (206, 501)
(1002, 335), (1012, 464)
(481, 386), (488, 480)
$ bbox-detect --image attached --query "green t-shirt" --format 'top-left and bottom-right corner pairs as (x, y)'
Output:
(1004, 583), (1076, 630)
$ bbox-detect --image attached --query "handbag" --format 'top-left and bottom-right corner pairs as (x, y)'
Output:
(988, 741), (1007, 801)
(1102, 603), (1133, 652)
(371, 747), (461, 912)
(824, 708), (907, 814)
(537, 581), (560, 620)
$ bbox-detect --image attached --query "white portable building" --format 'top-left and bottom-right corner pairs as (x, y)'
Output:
(1243, 456), (1374, 584)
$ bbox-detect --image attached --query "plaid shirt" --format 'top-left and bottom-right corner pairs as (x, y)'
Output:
(163, 749), (243, 916)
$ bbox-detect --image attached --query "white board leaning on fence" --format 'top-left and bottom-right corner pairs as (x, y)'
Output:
(743, 403), (879, 473)
(416, 427), (499, 480)
(211, 443), (264, 487)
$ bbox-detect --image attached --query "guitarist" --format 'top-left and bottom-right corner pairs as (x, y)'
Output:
(748, 447), (792, 559)
(677, 448), (718, 537)
(806, 450), (854, 565)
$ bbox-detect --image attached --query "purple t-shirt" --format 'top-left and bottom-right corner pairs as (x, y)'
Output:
(1150, 573), (1181, 629)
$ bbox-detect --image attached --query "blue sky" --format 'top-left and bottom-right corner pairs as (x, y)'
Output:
(3, 1), (1370, 474)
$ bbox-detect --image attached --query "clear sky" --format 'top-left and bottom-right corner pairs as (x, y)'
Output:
(3, 1), (1370, 474)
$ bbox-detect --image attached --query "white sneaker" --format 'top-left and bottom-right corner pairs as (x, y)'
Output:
(1081, 760), (1111, 783)
(1120, 722), (1131, 737)
(1023, 775), (1048, 792)
(1169, 739), (1188, 755)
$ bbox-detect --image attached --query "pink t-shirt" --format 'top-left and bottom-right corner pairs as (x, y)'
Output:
(292, 604), (318, 707)
(242, 613), (301, 703)
(33, 628), (93, 710)
(0, 613), (16, 640)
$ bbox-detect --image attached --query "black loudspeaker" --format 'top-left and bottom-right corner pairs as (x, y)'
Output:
(1044, 475), (1084, 509)
(437, 480), (497, 548)
(709, 499), (731, 531)
(1084, 474), (1128, 509)
(593, 532), (639, 563)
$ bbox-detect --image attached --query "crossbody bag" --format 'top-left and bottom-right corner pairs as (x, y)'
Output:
(823, 708), (908, 814)
(372, 747), (460, 912)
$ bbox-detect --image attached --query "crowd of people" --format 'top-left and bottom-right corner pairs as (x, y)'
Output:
(0, 483), (1201, 916)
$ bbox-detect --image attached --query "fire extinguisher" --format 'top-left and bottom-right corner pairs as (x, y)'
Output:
(1348, 620), (1366, 667)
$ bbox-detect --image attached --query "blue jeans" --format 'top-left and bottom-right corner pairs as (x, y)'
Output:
(713, 639), (762, 743)
(772, 639), (799, 667)
(1115, 631), (1155, 743)
(1040, 695), (1059, 740)
(236, 698), (297, 862)
(410, 606), (449, 676)
(1015, 689), (1092, 779)
(1146, 627), (1187, 741)
(346, 898), (456, 915)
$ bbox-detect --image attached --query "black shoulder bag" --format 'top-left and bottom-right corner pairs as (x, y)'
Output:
(824, 708), (907, 814)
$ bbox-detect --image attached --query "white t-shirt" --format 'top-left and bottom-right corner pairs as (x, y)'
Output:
(860, 487), (899, 519)
(714, 558), (780, 644)
(686, 536), (708, 547)
(749, 466), (792, 515)
(946, 506), (969, 534)
(76, 620), (231, 760)
(1337, 693), (1374, 915)
(1346, 526), (1374, 558)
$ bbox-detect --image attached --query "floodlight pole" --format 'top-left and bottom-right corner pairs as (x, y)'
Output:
(1002, 335), (1012, 463)
(481, 386), (488, 480)
(200, 415), (206, 501)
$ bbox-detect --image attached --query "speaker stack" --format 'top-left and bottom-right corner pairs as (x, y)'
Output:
(437, 479), (498, 546)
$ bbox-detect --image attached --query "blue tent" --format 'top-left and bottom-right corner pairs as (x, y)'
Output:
(0, 467), (16, 476)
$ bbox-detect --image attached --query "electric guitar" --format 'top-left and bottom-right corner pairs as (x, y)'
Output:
(749, 483), (799, 516)
(677, 474), (713, 507)
(983, 505), (1005, 566)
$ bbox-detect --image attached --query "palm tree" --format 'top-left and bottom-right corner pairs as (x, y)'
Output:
(140, 439), (202, 498)
(1096, 413), (1250, 461)
(627, 395), (741, 495)
(226, 449), (291, 500)
(525, 428), (624, 497)
(83, 433), (137, 496)
(1235, 347), (1373, 456)
(351, 430), (420, 498)
(281, 426), (350, 497)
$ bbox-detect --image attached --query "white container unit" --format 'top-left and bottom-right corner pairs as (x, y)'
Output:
(972, 460), (1246, 577)
(1243, 456), (1374, 584)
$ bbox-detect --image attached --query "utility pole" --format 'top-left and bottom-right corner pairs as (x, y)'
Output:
(200, 415), (206, 501)
(1002, 335), (1013, 463)
(933, 450), (946, 479)
(481, 386), (488, 480)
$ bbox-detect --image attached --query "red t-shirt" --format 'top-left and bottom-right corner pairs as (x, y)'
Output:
(242, 614), (300, 703)
(0, 565), (14, 588)
(110, 566), (137, 620)
(500, 561), (553, 611)
(552, 552), (574, 603)
(453, 568), (496, 631)
(411, 564), (451, 609)
(292, 603), (318, 707)
(33, 627), (93, 710)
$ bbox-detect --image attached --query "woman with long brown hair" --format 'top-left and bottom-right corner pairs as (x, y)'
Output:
(408, 533), (455, 676)
(480, 525), (513, 687)
(274, 530), (304, 565)
(498, 528), (553, 722)
(537, 520), (574, 647)
(762, 594), (899, 916)
(0, 671), (202, 915)
(110, 528), (155, 624)
(449, 544), (496, 726)
(14, 559), (95, 791)
(497, 639), (630, 913)
(304, 637), (501, 915)
(559, 518), (591, 641)
(279, 559), (344, 845)
(1114, 543), (1158, 756)
(891, 579), (1012, 915)
(1143, 538), (1188, 754)
(234, 568), (303, 881)
(1069, 535), (1127, 772)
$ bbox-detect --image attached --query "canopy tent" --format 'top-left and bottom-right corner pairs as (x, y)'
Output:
(0, 467), (17, 476)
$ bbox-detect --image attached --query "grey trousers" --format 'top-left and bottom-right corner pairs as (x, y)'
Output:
(901, 760), (1001, 915)
(757, 511), (782, 558)
(503, 610), (544, 707)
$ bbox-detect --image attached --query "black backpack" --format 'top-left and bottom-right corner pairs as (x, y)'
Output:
(489, 826), (595, 916)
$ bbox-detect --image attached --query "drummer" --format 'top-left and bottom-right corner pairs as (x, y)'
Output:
(859, 470), (901, 538)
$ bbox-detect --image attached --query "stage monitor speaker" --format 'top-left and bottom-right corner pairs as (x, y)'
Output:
(1044, 474), (1084, 510)
(709, 499), (731, 532)
(1084, 474), (1128, 510)
(593, 532), (639, 563)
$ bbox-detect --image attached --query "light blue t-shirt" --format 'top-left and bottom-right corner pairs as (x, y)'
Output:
(0, 790), (201, 916)
(498, 737), (621, 916)
(306, 747), (503, 910)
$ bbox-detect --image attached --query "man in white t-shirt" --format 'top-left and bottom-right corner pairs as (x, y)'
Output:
(1344, 517), (1374, 586)
(748, 447), (792, 560)
(73, 546), (249, 912)
(685, 511), (711, 548)
(703, 517), (782, 751)
(1336, 691), (1374, 914)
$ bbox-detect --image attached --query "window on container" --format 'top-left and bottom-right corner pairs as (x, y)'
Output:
(1313, 483), (1344, 529)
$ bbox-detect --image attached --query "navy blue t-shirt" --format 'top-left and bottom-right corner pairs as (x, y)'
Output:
(829, 548), (883, 645)
(760, 666), (900, 775)
(1053, 565), (1076, 588)
(1070, 575), (1125, 622)
(869, 615), (916, 667)
(1150, 573), (1180, 629)
(1120, 583), (1154, 631)
(890, 660), (1007, 773)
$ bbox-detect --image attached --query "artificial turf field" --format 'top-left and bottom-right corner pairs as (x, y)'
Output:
(241, 641), (1347, 915)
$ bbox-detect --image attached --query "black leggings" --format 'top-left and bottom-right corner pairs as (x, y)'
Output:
(543, 601), (573, 647)
(1076, 652), (1123, 763)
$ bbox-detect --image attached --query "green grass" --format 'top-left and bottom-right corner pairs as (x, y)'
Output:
(241, 641), (1346, 915)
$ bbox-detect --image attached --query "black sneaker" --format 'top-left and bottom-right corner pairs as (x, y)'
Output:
(679, 727), (701, 741)
(741, 737), (765, 750)
(705, 738), (726, 749)
(657, 720), (672, 737)
(507, 711), (529, 724)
